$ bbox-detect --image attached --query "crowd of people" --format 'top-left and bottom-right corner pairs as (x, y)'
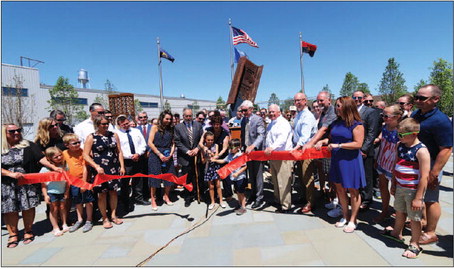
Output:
(2, 84), (452, 259)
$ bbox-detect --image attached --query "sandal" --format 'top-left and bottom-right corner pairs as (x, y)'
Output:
(23, 231), (35, 244)
(53, 229), (63, 237)
(111, 218), (123, 225)
(343, 222), (356, 233)
(335, 218), (347, 228)
(7, 234), (19, 248)
(102, 219), (113, 229)
(381, 229), (405, 244)
(402, 244), (423, 259)
(419, 233), (438, 245)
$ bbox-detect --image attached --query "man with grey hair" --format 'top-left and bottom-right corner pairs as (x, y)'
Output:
(291, 92), (317, 213)
(240, 100), (266, 209)
(50, 109), (73, 135)
(412, 84), (452, 245)
(74, 103), (114, 147)
(265, 104), (293, 213)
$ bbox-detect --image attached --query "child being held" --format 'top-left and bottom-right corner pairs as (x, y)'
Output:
(40, 147), (70, 236)
(201, 131), (226, 210)
(62, 133), (95, 233)
(381, 118), (430, 259)
(212, 139), (248, 215)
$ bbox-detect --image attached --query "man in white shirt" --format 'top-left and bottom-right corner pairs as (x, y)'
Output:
(265, 104), (293, 213)
(74, 103), (114, 148)
(115, 115), (148, 213)
(291, 92), (318, 213)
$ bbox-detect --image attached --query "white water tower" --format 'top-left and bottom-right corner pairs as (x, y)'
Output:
(78, 69), (90, 88)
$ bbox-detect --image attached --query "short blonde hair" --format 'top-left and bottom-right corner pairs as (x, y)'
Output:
(398, 118), (420, 133)
(62, 133), (80, 144)
(44, 146), (65, 166)
(385, 104), (404, 117)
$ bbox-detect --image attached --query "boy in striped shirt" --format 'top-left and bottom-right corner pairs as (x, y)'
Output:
(382, 118), (430, 259)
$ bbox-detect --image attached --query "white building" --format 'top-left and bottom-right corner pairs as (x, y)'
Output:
(1, 63), (217, 140)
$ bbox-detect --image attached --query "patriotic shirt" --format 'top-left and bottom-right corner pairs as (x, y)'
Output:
(393, 142), (426, 190)
(376, 126), (400, 179)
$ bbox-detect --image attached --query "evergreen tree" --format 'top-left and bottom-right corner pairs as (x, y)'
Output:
(94, 79), (118, 109)
(134, 99), (143, 113)
(47, 76), (86, 125)
(429, 58), (453, 116)
(268, 93), (280, 107)
(164, 100), (171, 111)
(378, 58), (408, 105)
(358, 82), (371, 94)
(216, 96), (226, 109)
(339, 72), (359, 97)
(413, 79), (427, 93)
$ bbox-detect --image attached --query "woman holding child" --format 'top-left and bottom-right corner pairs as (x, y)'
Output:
(1, 124), (63, 248)
(315, 97), (365, 233)
(83, 115), (125, 229)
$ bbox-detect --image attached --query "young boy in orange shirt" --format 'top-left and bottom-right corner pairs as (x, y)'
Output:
(62, 133), (95, 233)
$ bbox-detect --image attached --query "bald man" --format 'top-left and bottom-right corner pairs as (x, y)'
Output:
(265, 104), (294, 213)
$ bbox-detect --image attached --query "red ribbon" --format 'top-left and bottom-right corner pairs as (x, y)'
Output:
(19, 172), (193, 192)
(217, 147), (331, 179)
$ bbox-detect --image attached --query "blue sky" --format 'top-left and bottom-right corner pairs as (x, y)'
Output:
(2, 1), (453, 105)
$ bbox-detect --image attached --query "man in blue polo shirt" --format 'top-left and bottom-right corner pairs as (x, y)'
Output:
(412, 84), (453, 245)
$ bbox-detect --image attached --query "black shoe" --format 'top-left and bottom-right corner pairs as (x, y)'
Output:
(359, 202), (370, 211)
(251, 200), (265, 209)
(135, 200), (151, 206)
(184, 200), (192, 207)
(275, 208), (292, 214)
(128, 203), (135, 212)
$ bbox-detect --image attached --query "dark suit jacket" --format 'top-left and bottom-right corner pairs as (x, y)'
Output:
(137, 123), (152, 152)
(359, 105), (381, 156)
(174, 120), (203, 166)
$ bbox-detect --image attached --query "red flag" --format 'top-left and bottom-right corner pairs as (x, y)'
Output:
(301, 41), (317, 57)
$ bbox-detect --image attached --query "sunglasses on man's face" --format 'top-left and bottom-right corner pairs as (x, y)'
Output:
(138, 116), (148, 119)
(70, 141), (81, 145)
(396, 102), (408, 106)
(240, 109), (248, 113)
(7, 128), (22, 134)
(56, 118), (66, 122)
(100, 122), (109, 126)
(398, 132), (419, 138)
(363, 100), (373, 104)
(414, 95), (431, 101)
(352, 96), (363, 100)
(97, 111), (105, 115)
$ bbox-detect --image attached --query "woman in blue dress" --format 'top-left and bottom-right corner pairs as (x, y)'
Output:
(315, 96), (365, 233)
(148, 110), (176, 211)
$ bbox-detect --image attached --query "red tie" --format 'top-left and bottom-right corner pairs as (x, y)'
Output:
(142, 125), (147, 138)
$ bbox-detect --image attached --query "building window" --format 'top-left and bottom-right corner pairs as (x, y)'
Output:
(140, 101), (159, 108)
(2, 87), (29, 97)
(52, 97), (88, 105)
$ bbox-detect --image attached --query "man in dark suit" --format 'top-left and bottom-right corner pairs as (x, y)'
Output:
(352, 91), (381, 211)
(240, 100), (266, 209)
(135, 111), (152, 205)
(174, 108), (204, 207)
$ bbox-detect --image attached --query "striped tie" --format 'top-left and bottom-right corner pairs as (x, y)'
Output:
(187, 123), (193, 148)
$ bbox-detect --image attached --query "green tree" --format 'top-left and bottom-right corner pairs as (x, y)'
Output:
(94, 79), (118, 109)
(164, 100), (171, 111)
(339, 72), (359, 97)
(358, 82), (371, 94)
(413, 79), (427, 93)
(47, 76), (86, 125)
(191, 100), (200, 111)
(216, 96), (226, 109)
(134, 99), (143, 113)
(378, 58), (408, 105)
(280, 98), (293, 111)
(268, 93), (280, 107)
(429, 58), (453, 116)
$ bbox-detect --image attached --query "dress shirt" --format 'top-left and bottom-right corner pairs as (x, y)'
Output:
(293, 107), (317, 147)
(228, 116), (243, 127)
(266, 115), (293, 151)
(357, 104), (364, 112)
(74, 118), (115, 148)
(115, 128), (146, 159)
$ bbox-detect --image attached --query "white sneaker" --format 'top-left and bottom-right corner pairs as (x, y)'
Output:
(327, 206), (343, 218)
(208, 203), (215, 210)
(220, 202), (227, 208)
(324, 198), (339, 209)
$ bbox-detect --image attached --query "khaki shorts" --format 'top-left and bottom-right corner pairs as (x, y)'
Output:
(393, 186), (423, 221)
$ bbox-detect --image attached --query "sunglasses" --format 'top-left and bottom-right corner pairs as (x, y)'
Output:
(352, 96), (363, 100)
(240, 109), (248, 112)
(414, 95), (431, 101)
(70, 141), (81, 145)
(381, 114), (395, 119)
(97, 111), (105, 115)
(100, 122), (109, 126)
(138, 116), (148, 119)
(48, 124), (58, 128)
(105, 116), (113, 119)
(396, 102), (408, 106)
(363, 100), (373, 103)
(7, 128), (22, 134)
(56, 118), (66, 122)
(398, 132), (419, 138)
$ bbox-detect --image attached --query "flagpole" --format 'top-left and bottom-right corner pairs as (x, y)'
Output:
(299, 32), (305, 94)
(229, 18), (234, 81)
(157, 37), (164, 112)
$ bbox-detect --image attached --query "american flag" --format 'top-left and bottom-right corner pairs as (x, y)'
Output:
(232, 26), (259, 48)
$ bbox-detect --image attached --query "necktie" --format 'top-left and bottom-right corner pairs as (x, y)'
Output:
(142, 125), (147, 138)
(187, 122), (193, 148)
(126, 129), (136, 154)
(241, 117), (249, 147)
